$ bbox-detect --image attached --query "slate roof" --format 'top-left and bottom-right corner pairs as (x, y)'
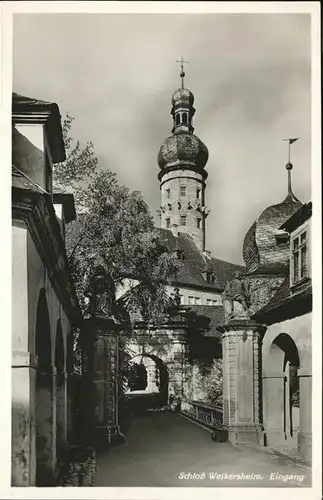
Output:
(186, 305), (224, 338)
(243, 195), (302, 274)
(280, 202), (312, 233)
(253, 277), (312, 325)
(12, 165), (46, 194)
(12, 93), (54, 107)
(155, 228), (244, 292)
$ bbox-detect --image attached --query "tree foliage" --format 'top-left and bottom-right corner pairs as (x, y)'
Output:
(54, 114), (180, 323)
(194, 359), (223, 406)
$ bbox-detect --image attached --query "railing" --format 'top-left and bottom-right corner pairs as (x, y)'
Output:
(180, 400), (224, 431)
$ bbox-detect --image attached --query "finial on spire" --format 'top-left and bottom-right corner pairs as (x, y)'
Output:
(282, 138), (299, 199)
(176, 57), (188, 89)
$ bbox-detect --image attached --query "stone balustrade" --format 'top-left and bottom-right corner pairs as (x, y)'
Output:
(181, 400), (224, 430)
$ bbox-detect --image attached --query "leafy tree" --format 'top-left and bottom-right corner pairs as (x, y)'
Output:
(194, 359), (223, 406)
(54, 114), (180, 321)
(53, 115), (181, 415)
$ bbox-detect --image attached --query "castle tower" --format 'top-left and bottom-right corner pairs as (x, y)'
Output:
(157, 60), (209, 251)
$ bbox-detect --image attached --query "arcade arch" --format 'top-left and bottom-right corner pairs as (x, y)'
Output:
(262, 333), (300, 447)
(35, 289), (55, 486)
(55, 319), (66, 462)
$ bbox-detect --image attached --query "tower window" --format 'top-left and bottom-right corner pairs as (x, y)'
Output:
(197, 218), (202, 229)
(176, 114), (180, 125)
(196, 188), (201, 200)
(182, 113), (188, 124)
(166, 218), (171, 228)
(180, 186), (186, 197)
(166, 188), (170, 199)
(180, 215), (187, 226)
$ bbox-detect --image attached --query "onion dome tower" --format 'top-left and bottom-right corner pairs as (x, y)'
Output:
(242, 139), (303, 314)
(243, 139), (303, 275)
(157, 58), (209, 251)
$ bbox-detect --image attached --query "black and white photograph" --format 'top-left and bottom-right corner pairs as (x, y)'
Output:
(0, 1), (321, 498)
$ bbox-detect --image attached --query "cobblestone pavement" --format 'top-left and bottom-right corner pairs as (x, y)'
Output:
(96, 411), (311, 487)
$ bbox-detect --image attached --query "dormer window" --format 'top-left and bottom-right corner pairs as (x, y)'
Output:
(292, 230), (309, 284)
(275, 230), (289, 245)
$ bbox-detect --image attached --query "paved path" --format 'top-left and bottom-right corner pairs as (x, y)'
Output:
(96, 411), (311, 487)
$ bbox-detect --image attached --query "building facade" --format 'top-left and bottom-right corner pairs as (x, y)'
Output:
(132, 73), (312, 463)
(126, 74), (244, 409)
(11, 94), (82, 486)
(254, 201), (312, 461)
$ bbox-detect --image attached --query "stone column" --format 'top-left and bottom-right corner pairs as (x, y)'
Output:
(144, 360), (159, 393)
(219, 320), (266, 445)
(298, 368), (312, 461)
(168, 335), (186, 406)
(56, 370), (68, 462)
(35, 366), (56, 486)
(81, 318), (124, 446)
(11, 351), (37, 486)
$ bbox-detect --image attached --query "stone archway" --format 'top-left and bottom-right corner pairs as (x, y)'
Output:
(126, 354), (169, 411)
(35, 289), (55, 486)
(55, 319), (67, 463)
(262, 333), (300, 447)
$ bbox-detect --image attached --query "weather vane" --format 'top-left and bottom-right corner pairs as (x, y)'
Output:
(282, 137), (299, 164)
(176, 57), (188, 89)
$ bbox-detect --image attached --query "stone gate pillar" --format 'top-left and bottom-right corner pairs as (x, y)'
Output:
(218, 320), (266, 445)
(81, 317), (124, 445)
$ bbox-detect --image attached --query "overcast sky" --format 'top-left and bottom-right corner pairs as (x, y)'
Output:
(13, 13), (311, 264)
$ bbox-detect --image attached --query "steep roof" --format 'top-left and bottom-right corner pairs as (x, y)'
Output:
(12, 165), (46, 194)
(156, 228), (244, 291)
(186, 305), (224, 338)
(253, 277), (312, 325)
(280, 202), (312, 233)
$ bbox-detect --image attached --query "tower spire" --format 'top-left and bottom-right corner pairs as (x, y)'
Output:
(176, 57), (188, 89)
(282, 138), (299, 201)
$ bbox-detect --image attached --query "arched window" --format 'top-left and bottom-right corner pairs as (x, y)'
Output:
(183, 113), (188, 124)
(176, 114), (180, 125)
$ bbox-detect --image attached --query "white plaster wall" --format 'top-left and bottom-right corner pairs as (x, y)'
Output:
(12, 220), (29, 352)
(160, 169), (205, 250)
(262, 312), (312, 373)
(165, 285), (222, 306)
(25, 229), (72, 365)
(16, 124), (45, 152)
